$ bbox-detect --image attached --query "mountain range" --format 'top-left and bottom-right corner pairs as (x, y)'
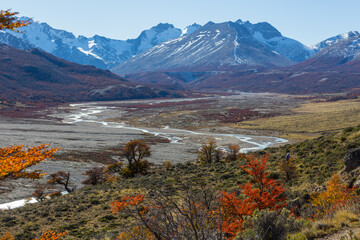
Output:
(113, 20), (315, 75)
(0, 18), (201, 69)
(1, 18), (360, 97)
(113, 24), (360, 94)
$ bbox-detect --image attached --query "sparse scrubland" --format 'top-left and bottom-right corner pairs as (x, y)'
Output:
(2, 123), (360, 239)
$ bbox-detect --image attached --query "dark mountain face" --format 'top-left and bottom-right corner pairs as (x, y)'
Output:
(0, 44), (179, 103)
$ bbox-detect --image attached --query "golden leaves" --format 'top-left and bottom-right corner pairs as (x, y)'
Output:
(311, 174), (358, 217)
(111, 194), (145, 214)
(0, 9), (32, 31)
(33, 231), (67, 240)
(0, 144), (59, 180)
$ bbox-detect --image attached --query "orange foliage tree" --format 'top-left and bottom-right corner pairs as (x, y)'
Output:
(219, 155), (287, 239)
(112, 188), (225, 239)
(0, 9), (31, 31)
(121, 140), (151, 177)
(225, 144), (242, 162)
(311, 174), (358, 217)
(112, 194), (161, 240)
(198, 137), (223, 164)
(0, 144), (59, 180)
(123, 140), (151, 167)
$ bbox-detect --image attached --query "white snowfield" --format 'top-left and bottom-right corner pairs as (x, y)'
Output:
(0, 198), (37, 210)
(0, 192), (67, 210)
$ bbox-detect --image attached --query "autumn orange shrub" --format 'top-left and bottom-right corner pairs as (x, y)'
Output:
(311, 174), (358, 217)
(34, 231), (67, 240)
(111, 155), (287, 240)
(111, 189), (224, 239)
(0, 144), (59, 180)
(0, 231), (66, 240)
(111, 194), (145, 214)
(0, 233), (14, 240)
(225, 144), (243, 162)
(219, 155), (287, 239)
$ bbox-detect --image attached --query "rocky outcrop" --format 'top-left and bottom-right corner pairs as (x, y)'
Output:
(344, 148), (360, 172)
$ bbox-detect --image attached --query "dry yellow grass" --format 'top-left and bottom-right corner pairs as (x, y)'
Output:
(159, 110), (195, 118)
(233, 99), (360, 141)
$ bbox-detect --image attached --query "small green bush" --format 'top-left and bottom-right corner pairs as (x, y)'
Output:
(121, 160), (150, 178)
(237, 209), (304, 240)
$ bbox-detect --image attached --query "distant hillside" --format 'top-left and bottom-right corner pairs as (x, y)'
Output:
(0, 44), (180, 104)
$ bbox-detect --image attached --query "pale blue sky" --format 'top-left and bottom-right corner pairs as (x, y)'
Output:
(1, 0), (359, 46)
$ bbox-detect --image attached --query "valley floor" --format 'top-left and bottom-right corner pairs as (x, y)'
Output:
(1, 92), (359, 205)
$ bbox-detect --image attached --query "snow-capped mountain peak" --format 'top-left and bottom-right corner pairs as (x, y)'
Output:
(181, 23), (202, 36)
(314, 31), (360, 51)
(112, 20), (297, 75)
(0, 19), (184, 69)
(0, 17), (319, 71)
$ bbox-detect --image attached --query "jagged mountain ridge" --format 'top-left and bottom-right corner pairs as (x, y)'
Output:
(0, 18), (200, 69)
(237, 20), (315, 62)
(0, 18), (314, 72)
(112, 20), (314, 75)
(120, 30), (360, 94)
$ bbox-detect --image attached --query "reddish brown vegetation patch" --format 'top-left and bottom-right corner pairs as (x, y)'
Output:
(203, 108), (278, 123)
(124, 99), (215, 110)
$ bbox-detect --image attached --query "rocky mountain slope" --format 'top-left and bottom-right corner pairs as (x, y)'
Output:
(188, 31), (360, 93)
(0, 44), (179, 103)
